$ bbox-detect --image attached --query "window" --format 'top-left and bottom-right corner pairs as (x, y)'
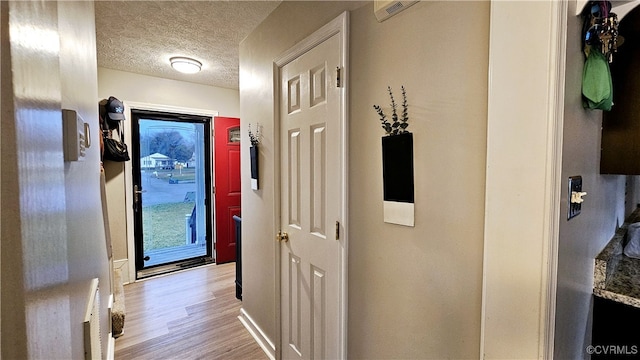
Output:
(229, 127), (240, 143)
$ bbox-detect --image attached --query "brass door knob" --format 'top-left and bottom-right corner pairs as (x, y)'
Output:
(276, 231), (289, 242)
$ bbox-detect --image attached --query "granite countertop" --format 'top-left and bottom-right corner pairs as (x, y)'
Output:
(593, 207), (640, 308)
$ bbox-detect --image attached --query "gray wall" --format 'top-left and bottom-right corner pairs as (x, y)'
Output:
(348, 3), (488, 358)
(1, 1), (111, 358)
(554, 2), (640, 357)
(240, 1), (489, 358)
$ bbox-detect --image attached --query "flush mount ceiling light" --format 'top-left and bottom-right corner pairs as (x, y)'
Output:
(170, 57), (202, 74)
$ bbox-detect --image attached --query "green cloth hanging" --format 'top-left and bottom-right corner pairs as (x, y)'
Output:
(582, 48), (613, 111)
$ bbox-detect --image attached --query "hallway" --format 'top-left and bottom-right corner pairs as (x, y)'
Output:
(115, 263), (266, 359)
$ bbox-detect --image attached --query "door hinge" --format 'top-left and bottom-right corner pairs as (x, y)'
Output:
(336, 66), (341, 88)
(335, 220), (340, 240)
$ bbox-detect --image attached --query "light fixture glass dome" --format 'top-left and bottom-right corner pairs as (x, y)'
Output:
(170, 57), (202, 74)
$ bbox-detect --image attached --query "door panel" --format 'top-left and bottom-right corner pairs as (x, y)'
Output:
(228, 148), (241, 193)
(280, 31), (343, 360)
(214, 117), (241, 264)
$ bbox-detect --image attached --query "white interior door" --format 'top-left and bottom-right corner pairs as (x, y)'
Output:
(278, 18), (346, 360)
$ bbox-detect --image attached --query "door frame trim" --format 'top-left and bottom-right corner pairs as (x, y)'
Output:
(272, 11), (349, 359)
(480, 1), (567, 357)
(121, 101), (218, 282)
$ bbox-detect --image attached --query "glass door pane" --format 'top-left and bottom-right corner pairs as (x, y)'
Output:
(133, 113), (212, 273)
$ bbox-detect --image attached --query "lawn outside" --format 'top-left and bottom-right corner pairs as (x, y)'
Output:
(143, 202), (195, 250)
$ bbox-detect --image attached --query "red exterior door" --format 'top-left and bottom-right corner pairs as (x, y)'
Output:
(214, 117), (241, 264)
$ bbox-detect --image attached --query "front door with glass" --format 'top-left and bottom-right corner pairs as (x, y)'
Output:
(131, 110), (213, 277)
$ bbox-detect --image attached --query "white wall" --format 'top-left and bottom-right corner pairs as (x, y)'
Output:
(1, 1), (110, 358)
(98, 68), (240, 118)
(240, 1), (489, 358)
(553, 1), (640, 358)
(98, 68), (239, 281)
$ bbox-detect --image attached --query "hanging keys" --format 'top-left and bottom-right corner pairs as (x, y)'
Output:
(583, 1), (619, 63)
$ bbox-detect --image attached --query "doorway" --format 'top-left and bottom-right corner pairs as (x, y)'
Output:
(131, 109), (213, 278)
(275, 12), (348, 359)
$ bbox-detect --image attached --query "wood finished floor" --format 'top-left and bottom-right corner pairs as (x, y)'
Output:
(115, 263), (268, 360)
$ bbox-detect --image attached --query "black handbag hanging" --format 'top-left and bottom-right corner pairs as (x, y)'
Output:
(103, 121), (130, 162)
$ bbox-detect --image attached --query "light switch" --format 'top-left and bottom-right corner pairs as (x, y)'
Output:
(568, 176), (584, 220)
(62, 109), (89, 162)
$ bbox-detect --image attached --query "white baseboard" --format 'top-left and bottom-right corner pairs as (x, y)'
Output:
(113, 259), (130, 284)
(106, 333), (115, 360)
(238, 308), (275, 360)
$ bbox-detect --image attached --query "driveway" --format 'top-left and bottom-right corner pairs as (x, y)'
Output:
(140, 171), (196, 206)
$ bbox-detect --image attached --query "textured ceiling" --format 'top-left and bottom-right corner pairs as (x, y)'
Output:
(95, 1), (282, 90)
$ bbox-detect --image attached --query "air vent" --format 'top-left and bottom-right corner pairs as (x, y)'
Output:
(386, 2), (404, 14)
(374, 0), (418, 22)
(84, 278), (102, 360)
